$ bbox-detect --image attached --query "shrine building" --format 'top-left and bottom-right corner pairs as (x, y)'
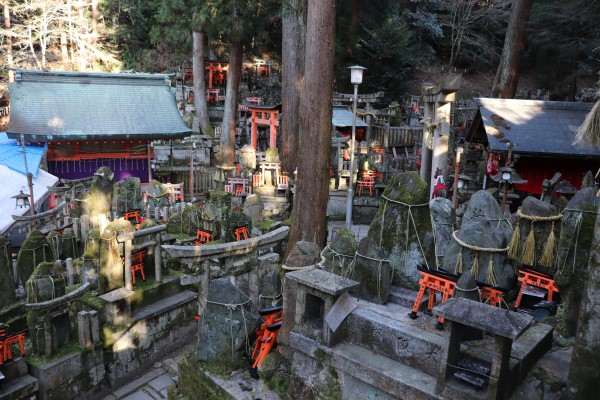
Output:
(6, 69), (191, 182)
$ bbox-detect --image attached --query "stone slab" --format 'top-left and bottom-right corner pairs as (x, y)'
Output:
(131, 291), (197, 322)
(346, 301), (446, 376)
(290, 332), (440, 400)
(121, 391), (155, 400)
(0, 374), (38, 400)
(389, 286), (430, 309)
(285, 267), (359, 295)
(325, 292), (357, 333)
(434, 297), (533, 339)
(99, 287), (135, 303)
(180, 274), (203, 286)
(148, 374), (176, 392)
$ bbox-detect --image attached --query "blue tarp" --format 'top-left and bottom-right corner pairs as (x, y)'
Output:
(0, 132), (47, 178)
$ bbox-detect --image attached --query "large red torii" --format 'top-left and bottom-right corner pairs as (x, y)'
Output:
(244, 103), (281, 150)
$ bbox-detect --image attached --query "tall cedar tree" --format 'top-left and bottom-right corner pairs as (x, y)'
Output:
(198, 0), (263, 167)
(281, 0), (307, 172)
(191, 19), (212, 137)
(288, 0), (335, 250)
(492, 0), (533, 98)
(152, 2), (212, 135)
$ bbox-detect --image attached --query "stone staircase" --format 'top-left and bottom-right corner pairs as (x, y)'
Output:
(0, 357), (38, 400)
(289, 281), (553, 400)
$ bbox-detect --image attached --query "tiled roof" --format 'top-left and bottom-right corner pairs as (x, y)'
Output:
(7, 69), (191, 141)
(472, 98), (598, 157)
(332, 107), (368, 128)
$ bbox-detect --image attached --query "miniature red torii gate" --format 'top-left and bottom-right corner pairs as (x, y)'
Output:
(247, 103), (281, 150)
(204, 61), (228, 88)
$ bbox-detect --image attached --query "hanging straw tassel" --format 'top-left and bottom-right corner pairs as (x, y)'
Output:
(540, 221), (557, 268)
(508, 217), (521, 260)
(486, 254), (499, 287)
(521, 221), (536, 266)
(471, 253), (479, 280)
(454, 250), (463, 275)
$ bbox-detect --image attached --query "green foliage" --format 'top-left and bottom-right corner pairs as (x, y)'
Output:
(336, 0), (440, 101)
(527, 0), (600, 100)
(105, 0), (169, 70)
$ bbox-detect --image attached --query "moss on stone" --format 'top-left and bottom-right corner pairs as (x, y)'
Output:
(177, 353), (234, 400)
(533, 367), (566, 389)
(199, 350), (245, 378)
(17, 229), (54, 285)
(77, 293), (106, 311)
(260, 351), (291, 397)
(26, 338), (83, 367)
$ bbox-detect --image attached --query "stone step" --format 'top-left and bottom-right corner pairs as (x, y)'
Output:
(389, 285), (428, 309)
(342, 299), (447, 376)
(131, 290), (197, 322)
(290, 332), (440, 400)
(340, 296), (553, 393)
(129, 275), (184, 314)
(0, 373), (38, 400)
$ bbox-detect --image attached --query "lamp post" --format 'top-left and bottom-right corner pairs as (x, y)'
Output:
(12, 190), (30, 208)
(345, 65), (366, 229)
(452, 146), (463, 208)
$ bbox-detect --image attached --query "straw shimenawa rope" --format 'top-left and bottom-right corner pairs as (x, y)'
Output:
(509, 209), (563, 267)
(452, 230), (509, 285)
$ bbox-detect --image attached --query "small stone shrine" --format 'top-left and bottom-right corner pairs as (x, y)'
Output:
(435, 297), (533, 400)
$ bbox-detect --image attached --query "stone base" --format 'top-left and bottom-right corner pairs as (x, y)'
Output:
(0, 358), (37, 400)
(288, 289), (553, 400)
(29, 347), (106, 400)
(104, 290), (197, 388)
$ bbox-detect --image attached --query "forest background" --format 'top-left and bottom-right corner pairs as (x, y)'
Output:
(1, 0), (600, 104)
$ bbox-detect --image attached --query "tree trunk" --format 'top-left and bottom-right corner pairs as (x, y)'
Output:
(68, 0), (76, 66)
(3, 1), (14, 82)
(90, 0), (98, 66)
(288, 0), (336, 251)
(192, 28), (213, 137)
(219, 39), (242, 167)
(491, 0), (533, 98)
(566, 204), (600, 398)
(347, 0), (360, 56)
(61, 31), (70, 69)
(78, 0), (87, 70)
(281, 0), (307, 172)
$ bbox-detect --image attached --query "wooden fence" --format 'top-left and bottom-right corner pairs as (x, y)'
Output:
(371, 125), (423, 147)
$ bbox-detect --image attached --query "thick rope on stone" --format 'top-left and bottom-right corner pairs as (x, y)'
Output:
(258, 293), (282, 307)
(540, 221), (557, 268)
(452, 230), (508, 285)
(513, 209), (563, 266)
(507, 219), (521, 260)
(282, 264), (316, 271)
(454, 251), (463, 275)
(521, 221), (536, 266)
(486, 255), (499, 287)
(204, 298), (252, 357)
(321, 243), (356, 279)
(380, 195), (430, 270)
(471, 254), (479, 280)
(355, 252), (391, 299)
